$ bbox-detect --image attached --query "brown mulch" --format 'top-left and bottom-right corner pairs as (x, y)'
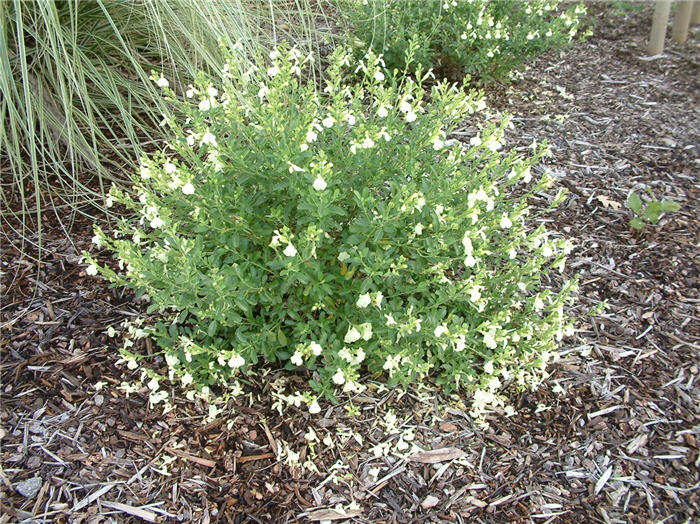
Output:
(2, 4), (698, 523)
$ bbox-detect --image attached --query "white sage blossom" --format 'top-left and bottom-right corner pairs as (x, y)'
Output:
(356, 293), (371, 308)
(283, 243), (298, 257)
(332, 369), (345, 385)
(312, 176), (327, 191)
(345, 326), (361, 344)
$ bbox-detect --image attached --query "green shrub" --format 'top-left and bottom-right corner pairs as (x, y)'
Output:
(85, 46), (578, 416)
(339, 0), (587, 82)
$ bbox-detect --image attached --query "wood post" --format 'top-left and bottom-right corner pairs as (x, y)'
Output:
(648, 0), (672, 54)
(691, 1), (700, 25)
(672, 1), (694, 42)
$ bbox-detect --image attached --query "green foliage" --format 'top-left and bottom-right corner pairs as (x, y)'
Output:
(338, 0), (587, 82)
(627, 190), (680, 230)
(85, 46), (578, 415)
(1, 0), (329, 257)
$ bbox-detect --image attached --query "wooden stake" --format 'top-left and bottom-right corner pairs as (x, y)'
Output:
(691, 1), (700, 25)
(672, 1), (694, 42)
(648, 1), (672, 55)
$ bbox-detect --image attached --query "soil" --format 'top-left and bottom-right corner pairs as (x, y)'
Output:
(2, 3), (698, 523)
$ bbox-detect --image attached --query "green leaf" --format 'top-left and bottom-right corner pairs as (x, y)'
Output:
(626, 192), (642, 214)
(643, 201), (661, 224)
(659, 200), (680, 213)
(277, 328), (287, 346)
(629, 217), (645, 230)
(207, 320), (219, 337)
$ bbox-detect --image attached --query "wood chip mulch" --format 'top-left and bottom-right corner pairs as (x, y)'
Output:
(2, 4), (698, 523)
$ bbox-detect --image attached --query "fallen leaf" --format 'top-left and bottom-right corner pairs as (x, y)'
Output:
(439, 422), (459, 432)
(409, 447), (465, 464)
(597, 195), (622, 209)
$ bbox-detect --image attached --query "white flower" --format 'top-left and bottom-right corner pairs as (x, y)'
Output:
(105, 196), (113, 208)
(405, 111), (417, 123)
(312, 175), (327, 191)
(534, 297), (545, 311)
(377, 105), (388, 118)
(344, 326), (361, 344)
(373, 291), (383, 307)
(86, 264), (98, 276)
(186, 134), (195, 146)
(309, 342), (323, 356)
(290, 351), (303, 366)
(379, 129), (391, 141)
(356, 293), (371, 308)
(509, 248), (517, 259)
(283, 243), (298, 257)
(140, 166), (151, 179)
(399, 101), (412, 113)
(322, 115), (335, 128)
(359, 323), (373, 340)
(362, 136), (375, 149)
(91, 235), (101, 246)
(300, 143), (309, 152)
(483, 332), (497, 349)
(181, 372), (193, 386)
(484, 360), (494, 374)
(182, 182), (195, 195)
(433, 138), (444, 150)
(454, 334), (466, 352)
(500, 215), (512, 229)
(346, 113), (356, 126)
(257, 85), (269, 101)
(306, 130), (317, 143)
(462, 233), (473, 255)
(207, 86), (218, 97)
(164, 161), (177, 174)
(156, 75), (169, 88)
(470, 135), (482, 147)
(228, 354), (245, 368)
(288, 163), (304, 173)
(486, 139), (502, 152)
(522, 167), (532, 183)
(267, 66), (280, 77)
(186, 87), (195, 98)
(332, 369), (345, 385)
(270, 230), (282, 247)
(465, 255), (476, 267)
(198, 99), (211, 112)
(200, 130), (217, 146)
(469, 286), (482, 302)
(414, 223), (423, 235)
(434, 324), (448, 338)
(374, 70), (385, 81)
(308, 400), (321, 414)
(150, 216), (164, 229)
(269, 49), (280, 60)
(385, 314), (396, 326)
(147, 377), (159, 391)
(338, 251), (351, 262)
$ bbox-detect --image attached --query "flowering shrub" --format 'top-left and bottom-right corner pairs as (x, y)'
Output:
(340, 0), (587, 82)
(85, 46), (577, 415)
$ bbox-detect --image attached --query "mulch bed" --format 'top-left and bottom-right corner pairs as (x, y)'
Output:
(2, 4), (698, 523)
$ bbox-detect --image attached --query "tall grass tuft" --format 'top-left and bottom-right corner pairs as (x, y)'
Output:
(0, 0), (330, 261)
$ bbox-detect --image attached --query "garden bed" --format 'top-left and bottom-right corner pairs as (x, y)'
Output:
(1, 4), (698, 523)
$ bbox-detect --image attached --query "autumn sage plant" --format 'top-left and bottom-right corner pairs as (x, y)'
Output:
(340, 0), (587, 82)
(85, 46), (578, 418)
